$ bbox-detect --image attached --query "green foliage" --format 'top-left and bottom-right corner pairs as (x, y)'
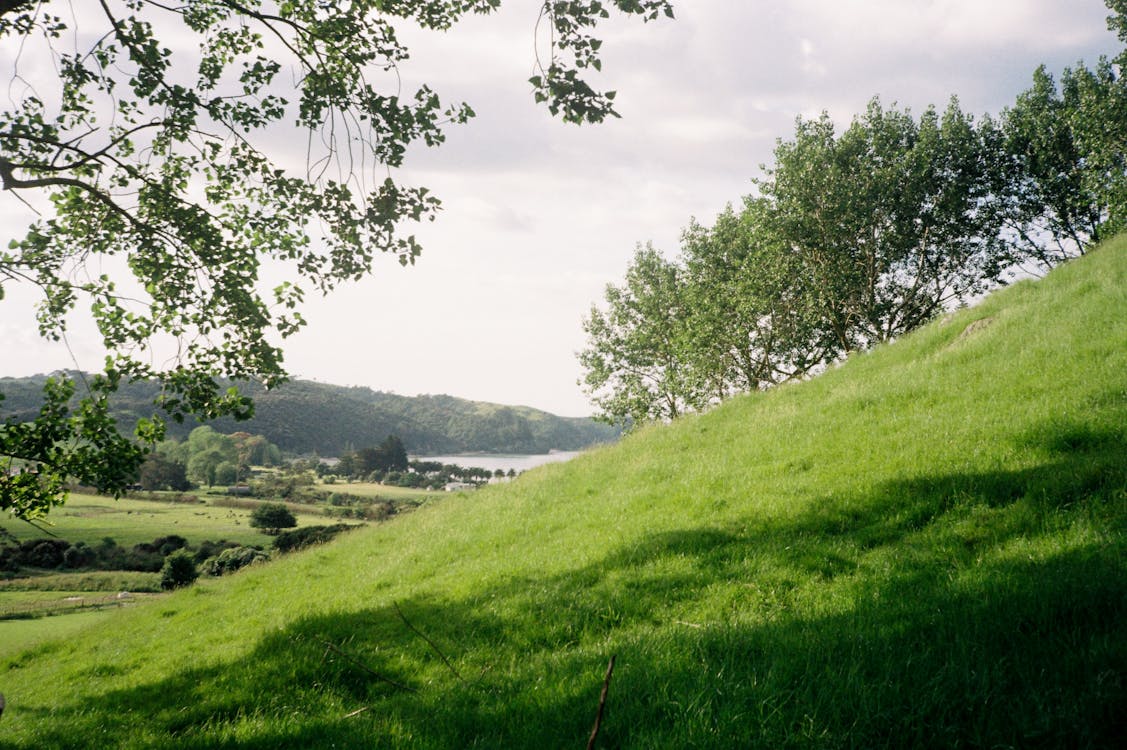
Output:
(583, 60), (1127, 426)
(159, 549), (198, 591)
(580, 245), (694, 425)
(137, 452), (190, 491)
(998, 60), (1127, 265)
(0, 0), (664, 518)
(761, 98), (1008, 350)
(249, 502), (297, 535)
(202, 546), (268, 577)
(0, 374), (146, 519)
(341, 434), (410, 478)
(272, 524), (358, 554)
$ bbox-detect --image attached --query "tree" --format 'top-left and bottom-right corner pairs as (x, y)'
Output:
(160, 549), (199, 590)
(0, 0), (674, 520)
(376, 435), (409, 473)
(138, 452), (191, 491)
(748, 98), (1012, 357)
(580, 245), (697, 427)
(995, 61), (1127, 269)
(249, 502), (297, 535)
(580, 100), (1031, 425)
(1107, 0), (1127, 62)
(678, 201), (828, 401)
(353, 434), (408, 475)
(214, 461), (238, 486)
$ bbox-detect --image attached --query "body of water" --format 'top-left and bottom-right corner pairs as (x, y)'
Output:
(411, 452), (580, 473)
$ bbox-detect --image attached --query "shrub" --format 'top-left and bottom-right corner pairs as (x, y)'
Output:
(62, 542), (96, 569)
(23, 539), (70, 569)
(249, 502), (298, 534)
(273, 524), (357, 554)
(193, 539), (240, 564)
(160, 550), (199, 590)
(202, 546), (269, 577)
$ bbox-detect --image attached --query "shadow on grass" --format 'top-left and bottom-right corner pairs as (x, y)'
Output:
(10, 421), (1126, 748)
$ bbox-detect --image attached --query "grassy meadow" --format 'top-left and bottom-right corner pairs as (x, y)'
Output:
(0, 238), (1124, 748)
(0, 491), (343, 643)
(0, 492), (314, 549)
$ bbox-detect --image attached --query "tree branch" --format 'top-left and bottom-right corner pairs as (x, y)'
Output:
(0, 0), (33, 19)
(586, 655), (616, 750)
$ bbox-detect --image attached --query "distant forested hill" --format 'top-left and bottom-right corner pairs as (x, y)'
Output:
(0, 376), (618, 456)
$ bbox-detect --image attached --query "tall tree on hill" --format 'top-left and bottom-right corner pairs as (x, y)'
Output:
(0, 0), (674, 519)
(758, 98), (1007, 355)
(679, 200), (829, 403)
(996, 63), (1127, 268)
(580, 245), (698, 427)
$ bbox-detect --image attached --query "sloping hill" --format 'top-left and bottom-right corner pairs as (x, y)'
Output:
(0, 377), (619, 455)
(1, 239), (1124, 748)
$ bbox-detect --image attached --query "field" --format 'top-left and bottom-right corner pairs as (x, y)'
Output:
(315, 480), (439, 502)
(0, 239), (1123, 748)
(0, 490), (369, 649)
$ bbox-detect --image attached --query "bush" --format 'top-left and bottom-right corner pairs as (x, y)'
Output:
(249, 502), (298, 534)
(62, 542), (96, 569)
(23, 539), (70, 569)
(193, 539), (240, 564)
(273, 524), (357, 554)
(202, 546), (269, 577)
(160, 550), (199, 590)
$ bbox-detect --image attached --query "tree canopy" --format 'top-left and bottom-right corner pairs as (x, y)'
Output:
(0, 0), (673, 519)
(581, 5), (1127, 427)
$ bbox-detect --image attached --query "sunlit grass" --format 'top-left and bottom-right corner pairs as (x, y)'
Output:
(0, 238), (1123, 748)
(0, 492), (320, 548)
(315, 480), (438, 501)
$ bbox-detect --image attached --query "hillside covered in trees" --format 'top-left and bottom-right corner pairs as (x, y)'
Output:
(0, 377), (618, 457)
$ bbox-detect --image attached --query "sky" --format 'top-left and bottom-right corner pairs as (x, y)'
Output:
(0, 0), (1121, 417)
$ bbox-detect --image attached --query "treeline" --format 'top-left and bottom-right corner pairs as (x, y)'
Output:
(136, 426), (500, 497)
(0, 377), (620, 455)
(581, 30), (1126, 426)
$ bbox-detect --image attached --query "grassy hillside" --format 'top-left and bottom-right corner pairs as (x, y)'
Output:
(0, 239), (1124, 748)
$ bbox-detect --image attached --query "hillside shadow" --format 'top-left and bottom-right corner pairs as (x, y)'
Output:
(9, 418), (1125, 748)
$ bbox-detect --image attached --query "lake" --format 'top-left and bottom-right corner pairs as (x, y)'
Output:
(412, 452), (581, 473)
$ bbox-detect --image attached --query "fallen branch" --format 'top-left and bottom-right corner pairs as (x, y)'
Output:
(586, 655), (616, 750)
(393, 600), (464, 682)
(302, 634), (416, 693)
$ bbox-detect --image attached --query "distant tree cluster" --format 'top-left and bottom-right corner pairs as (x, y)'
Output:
(137, 426), (282, 490)
(321, 443), (505, 490)
(334, 436), (409, 478)
(581, 11), (1127, 427)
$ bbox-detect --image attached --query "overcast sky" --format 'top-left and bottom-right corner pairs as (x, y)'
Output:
(0, 0), (1121, 416)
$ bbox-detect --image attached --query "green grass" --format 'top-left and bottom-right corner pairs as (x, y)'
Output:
(0, 239), (1124, 748)
(317, 481), (438, 501)
(0, 589), (156, 621)
(0, 609), (119, 660)
(0, 492), (322, 548)
(0, 571), (162, 593)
